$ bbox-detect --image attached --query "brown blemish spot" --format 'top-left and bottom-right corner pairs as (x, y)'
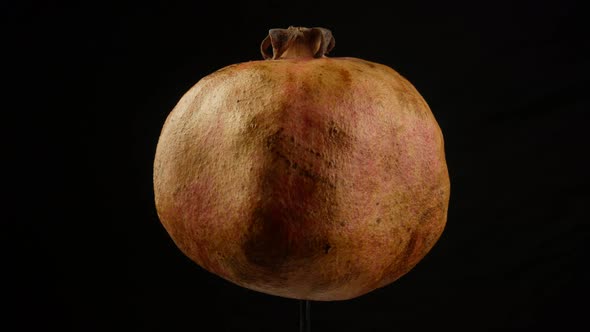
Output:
(242, 207), (291, 269)
(301, 80), (314, 97)
(305, 147), (323, 159)
(329, 125), (339, 137)
(315, 72), (325, 86)
(419, 204), (440, 225)
(339, 68), (352, 85)
(327, 121), (352, 148)
(376, 218), (381, 224)
(404, 231), (419, 262)
(298, 166), (324, 185)
(265, 128), (284, 149)
(271, 147), (292, 167)
(339, 221), (346, 227)
(248, 119), (257, 130)
(286, 71), (295, 83)
(323, 243), (332, 254)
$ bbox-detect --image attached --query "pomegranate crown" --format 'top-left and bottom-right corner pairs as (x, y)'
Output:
(260, 26), (335, 60)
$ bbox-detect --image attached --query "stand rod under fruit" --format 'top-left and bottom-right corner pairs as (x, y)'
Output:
(299, 300), (311, 332)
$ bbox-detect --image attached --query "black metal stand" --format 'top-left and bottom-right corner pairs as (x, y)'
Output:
(299, 300), (311, 332)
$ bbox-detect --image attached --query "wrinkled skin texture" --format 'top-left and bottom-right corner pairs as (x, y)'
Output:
(153, 57), (450, 301)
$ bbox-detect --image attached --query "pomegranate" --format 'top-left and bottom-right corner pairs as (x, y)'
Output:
(153, 27), (450, 301)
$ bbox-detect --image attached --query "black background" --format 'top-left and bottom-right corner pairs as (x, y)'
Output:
(7, 0), (589, 331)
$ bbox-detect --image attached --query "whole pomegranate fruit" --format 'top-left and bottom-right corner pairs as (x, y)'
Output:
(154, 27), (450, 301)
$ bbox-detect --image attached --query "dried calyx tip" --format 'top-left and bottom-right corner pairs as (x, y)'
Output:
(261, 26), (335, 60)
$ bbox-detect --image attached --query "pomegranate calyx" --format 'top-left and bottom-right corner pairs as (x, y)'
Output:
(260, 26), (335, 60)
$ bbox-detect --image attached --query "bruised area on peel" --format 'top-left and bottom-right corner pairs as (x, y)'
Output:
(153, 57), (450, 301)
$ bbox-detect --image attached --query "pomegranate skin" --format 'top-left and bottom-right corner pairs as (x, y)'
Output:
(153, 56), (450, 301)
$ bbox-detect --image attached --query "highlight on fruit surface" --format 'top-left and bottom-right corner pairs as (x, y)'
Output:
(153, 26), (450, 301)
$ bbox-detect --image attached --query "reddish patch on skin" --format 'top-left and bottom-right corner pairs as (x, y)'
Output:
(170, 179), (229, 276)
(392, 119), (442, 187)
(177, 181), (215, 229)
